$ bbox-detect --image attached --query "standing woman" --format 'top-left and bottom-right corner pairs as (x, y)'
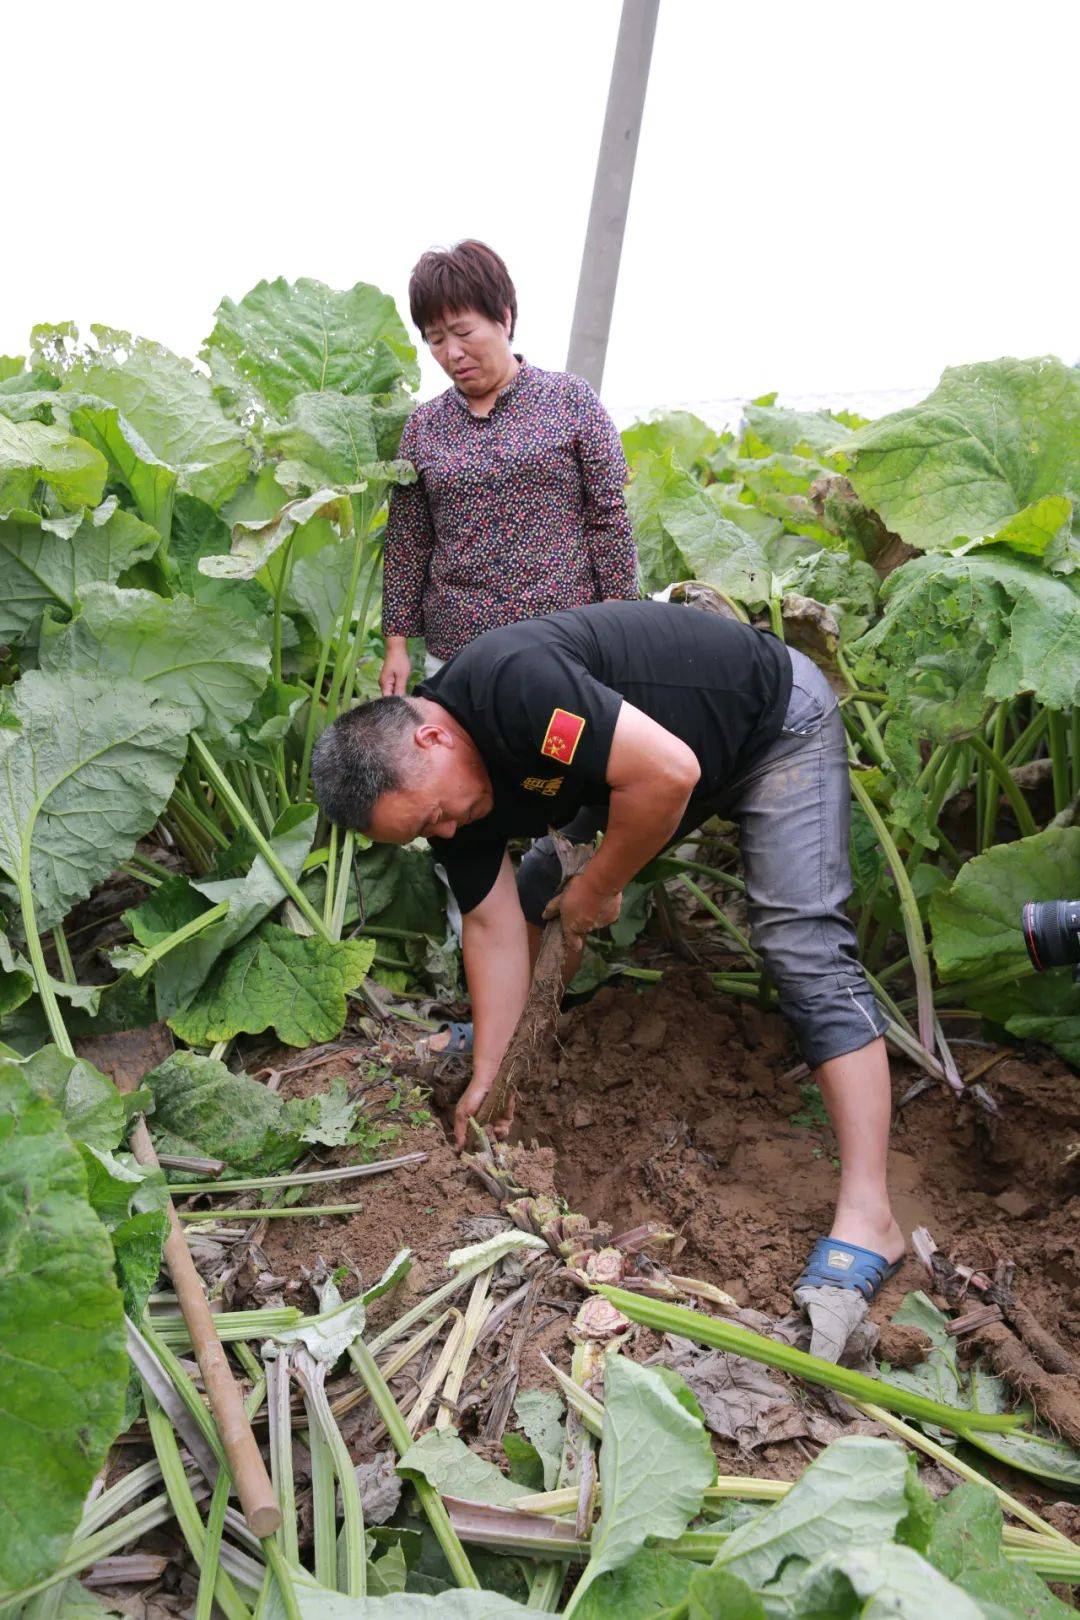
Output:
(379, 240), (638, 692)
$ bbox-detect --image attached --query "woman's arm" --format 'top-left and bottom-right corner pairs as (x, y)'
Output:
(573, 379), (639, 601)
(381, 418), (436, 689)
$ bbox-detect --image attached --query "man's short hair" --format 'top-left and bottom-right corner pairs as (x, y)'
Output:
(409, 240), (518, 339)
(311, 697), (420, 831)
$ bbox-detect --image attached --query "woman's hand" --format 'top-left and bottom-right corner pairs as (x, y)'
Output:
(543, 872), (622, 944)
(379, 637), (413, 696)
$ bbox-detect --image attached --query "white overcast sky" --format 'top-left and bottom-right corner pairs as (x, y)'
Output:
(4, 0), (1076, 420)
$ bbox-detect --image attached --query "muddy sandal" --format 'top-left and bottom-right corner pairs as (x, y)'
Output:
(795, 1237), (902, 1303)
(414, 1021), (474, 1063)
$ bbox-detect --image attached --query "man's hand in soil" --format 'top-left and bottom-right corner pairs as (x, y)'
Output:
(543, 872), (621, 944)
(453, 1071), (513, 1151)
(453, 854), (531, 1151)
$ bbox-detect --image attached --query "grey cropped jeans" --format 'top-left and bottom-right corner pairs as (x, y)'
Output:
(516, 645), (888, 1069)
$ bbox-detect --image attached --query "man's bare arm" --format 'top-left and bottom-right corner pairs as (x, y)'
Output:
(452, 852), (532, 1148)
(548, 701), (700, 942)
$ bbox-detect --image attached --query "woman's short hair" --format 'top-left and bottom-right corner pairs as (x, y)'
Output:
(409, 240), (518, 339)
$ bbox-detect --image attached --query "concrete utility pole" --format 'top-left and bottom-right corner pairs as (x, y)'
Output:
(566, 0), (660, 392)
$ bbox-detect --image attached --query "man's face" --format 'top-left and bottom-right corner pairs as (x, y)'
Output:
(366, 731), (494, 845)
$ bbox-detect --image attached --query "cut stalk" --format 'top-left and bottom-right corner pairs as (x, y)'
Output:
(347, 1336), (480, 1589)
(173, 1152), (425, 1195)
(294, 1350), (366, 1596)
(190, 734), (331, 940)
(177, 1202), (361, 1222)
(148, 1306), (303, 1346)
(1048, 709), (1070, 815)
(598, 1287), (1021, 1434)
(265, 1350), (299, 1565)
(435, 1273), (493, 1430)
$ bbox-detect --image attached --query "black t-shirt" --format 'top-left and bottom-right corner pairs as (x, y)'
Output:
(417, 600), (793, 913)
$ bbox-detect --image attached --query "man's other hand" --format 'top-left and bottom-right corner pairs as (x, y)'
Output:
(543, 872), (621, 943)
(453, 1070), (513, 1150)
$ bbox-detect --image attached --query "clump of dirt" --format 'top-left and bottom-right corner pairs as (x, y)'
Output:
(513, 972), (1080, 1332)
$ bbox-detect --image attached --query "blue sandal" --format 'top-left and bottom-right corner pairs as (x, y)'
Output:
(417, 1021), (473, 1060)
(795, 1237), (902, 1302)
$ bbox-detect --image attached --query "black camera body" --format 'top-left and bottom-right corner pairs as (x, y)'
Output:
(1023, 900), (1080, 978)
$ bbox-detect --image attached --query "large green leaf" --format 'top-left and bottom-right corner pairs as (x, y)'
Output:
(41, 325), (251, 511)
(924, 1484), (1073, 1618)
(125, 803), (316, 1015)
(712, 1436), (912, 1593)
(0, 503), (160, 645)
(144, 1049), (301, 1173)
(19, 1046), (125, 1152)
(0, 1064), (127, 1593)
(69, 401), (177, 538)
(840, 357), (1080, 555)
(621, 411), (723, 475)
(740, 403), (852, 460)
(0, 416), (107, 516)
(199, 488), (354, 582)
(168, 493), (271, 621)
(167, 924), (375, 1047)
(784, 1541), (984, 1620)
(203, 277), (419, 420)
(265, 390), (414, 491)
(930, 828), (1080, 1065)
(572, 1549), (692, 1618)
(570, 1355), (714, 1609)
(39, 583), (270, 741)
(354, 844), (448, 938)
(0, 671), (191, 932)
(627, 449), (772, 602)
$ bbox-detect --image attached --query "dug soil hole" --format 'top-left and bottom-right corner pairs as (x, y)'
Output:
(514, 972), (1080, 1332)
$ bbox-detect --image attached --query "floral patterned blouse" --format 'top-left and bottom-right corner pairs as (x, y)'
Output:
(381, 359), (638, 659)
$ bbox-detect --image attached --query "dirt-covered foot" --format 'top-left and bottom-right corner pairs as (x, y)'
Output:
(827, 1207), (905, 1267)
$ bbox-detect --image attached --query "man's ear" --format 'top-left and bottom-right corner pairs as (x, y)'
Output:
(414, 721), (453, 752)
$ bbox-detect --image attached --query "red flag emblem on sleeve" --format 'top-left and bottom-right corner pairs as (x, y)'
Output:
(540, 708), (586, 764)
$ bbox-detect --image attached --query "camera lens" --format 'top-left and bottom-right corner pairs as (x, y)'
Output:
(1022, 900), (1080, 971)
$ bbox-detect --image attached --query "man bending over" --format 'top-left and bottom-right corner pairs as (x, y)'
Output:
(312, 600), (903, 1301)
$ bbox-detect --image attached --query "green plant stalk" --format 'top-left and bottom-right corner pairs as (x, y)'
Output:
(300, 1365), (366, 1597)
(597, 1287), (1021, 1433)
(79, 1459), (163, 1535)
(16, 869), (73, 1055)
(172, 781), (231, 849)
(336, 545), (385, 716)
(143, 1385), (252, 1620)
(1002, 705), (1049, 769)
(178, 1202), (361, 1222)
(323, 824), (338, 927)
(266, 1351), (299, 1565)
(196, 1375), (268, 1620)
(51, 923), (76, 985)
(148, 1306), (302, 1346)
(190, 734), (331, 940)
(679, 874), (759, 961)
(1047, 709), (1071, 815)
(173, 1154), (423, 1196)
(321, 532), (373, 733)
(329, 829), (355, 941)
(307, 1410), (337, 1589)
(850, 771), (935, 1052)
(933, 960), (1036, 1007)
(367, 1255), (501, 1356)
(298, 632), (335, 804)
(836, 646), (890, 767)
(3, 1490), (179, 1606)
(129, 900), (230, 979)
(261, 1537), (302, 1620)
(161, 807), (212, 876)
(139, 1315), (228, 1465)
(347, 1336), (480, 1589)
(271, 531), (298, 688)
(853, 1400), (1072, 1546)
(657, 854), (746, 894)
(968, 731), (1038, 839)
(1072, 709), (1080, 798)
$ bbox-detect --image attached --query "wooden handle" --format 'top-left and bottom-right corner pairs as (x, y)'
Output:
(129, 1115), (282, 1537)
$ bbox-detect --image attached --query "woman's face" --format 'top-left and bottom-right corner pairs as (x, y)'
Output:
(424, 306), (514, 396)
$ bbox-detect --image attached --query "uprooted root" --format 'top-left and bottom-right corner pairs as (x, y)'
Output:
(972, 1321), (1080, 1451)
